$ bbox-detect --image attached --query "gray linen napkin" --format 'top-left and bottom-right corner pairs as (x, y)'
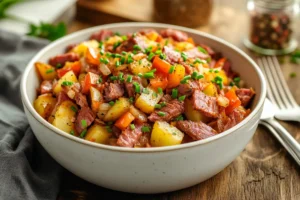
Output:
(0, 30), (62, 200)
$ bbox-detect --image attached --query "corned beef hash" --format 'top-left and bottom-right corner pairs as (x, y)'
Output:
(33, 28), (255, 148)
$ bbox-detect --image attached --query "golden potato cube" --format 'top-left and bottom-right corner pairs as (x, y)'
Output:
(53, 71), (78, 95)
(129, 58), (152, 75)
(203, 83), (217, 97)
(135, 87), (163, 114)
(150, 121), (184, 147)
(52, 100), (78, 134)
(35, 62), (57, 81)
(33, 94), (57, 119)
(85, 124), (112, 144)
(184, 99), (209, 122)
(103, 97), (130, 121)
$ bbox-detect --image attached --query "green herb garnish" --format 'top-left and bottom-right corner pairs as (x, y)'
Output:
(172, 88), (178, 98)
(100, 57), (109, 64)
(46, 69), (54, 74)
(61, 81), (73, 86)
(158, 111), (166, 117)
(198, 46), (208, 54)
(178, 95), (186, 102)
(133, 82), (140, 93)
(141, 126), (151, 132)
(109, 101), (115, 106)
(180, 75), (191, 84)
(181, 52), (188, 62)
(169, 65), (175, 74)
(80, 129), (87, 138)
(70, 105), (77, 112)
(130, 124), (135, 130)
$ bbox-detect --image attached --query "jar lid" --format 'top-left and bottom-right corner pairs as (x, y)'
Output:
(254, 0), (295, 10)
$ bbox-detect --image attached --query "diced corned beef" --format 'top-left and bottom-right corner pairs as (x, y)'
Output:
(222, 60), (231, 75)
(160, 29), (188, 42)
(236, 88), (255, 107)
(160, 94), (172, 103)
(148, 99), (184, 122)
(40, 80), (53, 94)
(199, 44), (218, 58)
(90, 30), (113, 41)
(49, 92), (70, 120)
(124, 76), (142, 97)
(184, 48), (210, 60)
(65, 44), (77, 52)
(104, 83), (124, 102)
(223, 108), (247, 131)
(208, 118), (225, 133)
(163, 46), (181, 64)
(177, 80), (203, 97)
(192, 90), (218, 118)
(112, 125), (122, 138)
(117, 123), (145, 147)
(75, 107), (96, 134)
(75, 92), (88, 108)
(181, 63), (194, 75)
(49, 52), (79, 67)
(116, 37), (135, 52)
(132, 34), (149, 51)
(176, 120), (217, 140)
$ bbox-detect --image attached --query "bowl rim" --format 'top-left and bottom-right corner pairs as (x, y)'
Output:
(21, 22), (266, 153)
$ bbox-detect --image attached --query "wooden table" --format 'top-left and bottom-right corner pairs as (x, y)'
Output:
(58, 1), (300, 200)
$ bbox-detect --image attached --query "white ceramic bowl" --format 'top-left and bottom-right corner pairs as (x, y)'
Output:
(21, 23), (266, 194)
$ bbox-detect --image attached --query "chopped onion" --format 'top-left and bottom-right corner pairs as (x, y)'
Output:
(129, 105), (147, 123)
(217, 96), (229, 107)
(97, 103), (111, 119)
(99, 63), (111, 76)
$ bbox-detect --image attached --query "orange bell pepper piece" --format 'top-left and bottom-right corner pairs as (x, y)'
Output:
(86, 47), (100, 66)
(214, 58), (227, 68)
(82, 72), (100, 94)
(115, 111), (135, 130)
(150, 72), (168, 90)
(57, 61), (81, 78)
(186, 37), (195, 45)
(225, 89), (241, 114)
(167, 64), (185, 88)
(152, 56), (171, 74)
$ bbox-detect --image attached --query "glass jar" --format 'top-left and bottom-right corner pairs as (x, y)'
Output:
(244, 0), (299, 55)
(153, 0), (213, 27)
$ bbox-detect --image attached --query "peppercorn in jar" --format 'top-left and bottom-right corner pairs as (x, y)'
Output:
(244, 0), (298, 55)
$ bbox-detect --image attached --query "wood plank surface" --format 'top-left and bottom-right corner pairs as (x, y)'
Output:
(59, 1), (300, 199)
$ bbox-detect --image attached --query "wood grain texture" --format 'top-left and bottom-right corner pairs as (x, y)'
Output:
(59, 1), (300, 199)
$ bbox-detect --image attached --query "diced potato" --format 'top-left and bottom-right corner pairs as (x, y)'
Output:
(52, 100), (78, 134)
(203, 83), (217, 97)
(105, 35), (123, 45)
(85, 124), (111, 144)
(129, 105), (147, 123)
(103, 97), (130, 121)
(53, 71), (78, 95)
(90, 87), (102, 112)
(150, 121), (184, 147)
(129, 58), (152, 75)
(175, 42), (195, 51)
(135, 87), (163, 114)
(35, 62), (57, 80)
(184, 99), (209, 122)
(33, 94), (57, 119)
(71, 40), (99, 56)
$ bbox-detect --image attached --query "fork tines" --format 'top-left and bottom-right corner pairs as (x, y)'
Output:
(257, 56), (298, 110)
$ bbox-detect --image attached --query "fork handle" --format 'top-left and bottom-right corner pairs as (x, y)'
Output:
(275, 111), (300, 123)
(265, 118), (300, 159)
(260, 121), (300, 166)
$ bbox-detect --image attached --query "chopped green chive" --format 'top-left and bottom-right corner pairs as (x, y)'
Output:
(172, 88), (178, 98)
(133, 45), (142, 51)
(157, 87), (163, 94)
(98, 41), (104, 49)
(133, 82), (140, 93)
(118, 72), (124, 79)
(154, 104), (162, 109)
(169, 65), (175, 74)
(115, 60), (121, 67)
(110, 76), (118, 81)
(196, 74), (204, 80)
(106, 52), (112, 58)
(120, 56), (126, 64)
(70, 130), (75, 135)
(61, 81), (73, 86)
(80, 129), (87, 138)
(214, 70), (219, 73)
(56, 63), (62, 69)
(70, 105), (77, 112)
(46, 69), (54, 74)
(178, 95), (186, 102)
(180, 75), (191, 84)
(113, 41), (121, 50)
(181, 52), (188, 62)
(192, 71), (198, 79)
(141, 126), (151, 132)
(198, 46), (208, 54)
(155, 50), (162, 55)
(164, 39), (169, 46)
(114, 32), (121, 36)
(213, 76), (223, 89)
(105, 126), (113, 133)
(160, 102), (167, 107)
(158, 111), (166, 117)
(130, 124), (135, 130)
(81, 119), (87, 128)
(143, 70), (156, 79)
(144, 46), (152, 54)
(112, 53), (122, 58)
(127, 54), (134, 64)
(209, 69), (213, 72)
(137, 73), (143, 77)
(121, 35), (128, 41)
(175, 115), (184, 121)
(100, 57), (109, 64)
(126, 75), (133, 83)
(159, 53), (166, 60)
(121, 51), (127, 55)
(108, 101), (115, 106)
(98, 77), (102, 83)
(193, 58), (207, 64)
(129, 97), (134, 104)
(148, 52), (155, 61)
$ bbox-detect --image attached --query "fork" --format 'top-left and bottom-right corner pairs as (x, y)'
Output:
(257, 56), (300, 122)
